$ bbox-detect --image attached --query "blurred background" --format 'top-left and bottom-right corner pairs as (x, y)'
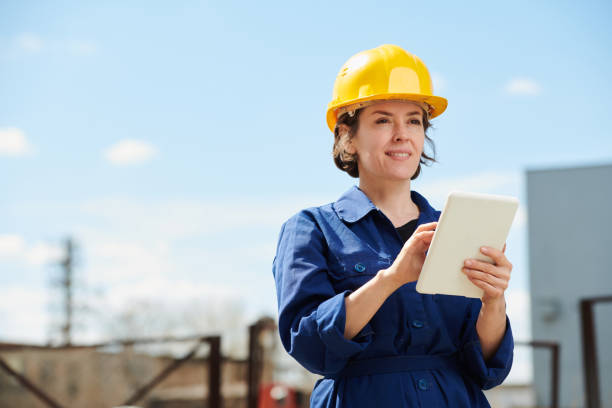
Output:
(1, 1), (611, 407)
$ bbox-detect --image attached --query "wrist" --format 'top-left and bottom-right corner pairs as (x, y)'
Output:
(481, 295), (506, 314)
(377, 267), (403, 294)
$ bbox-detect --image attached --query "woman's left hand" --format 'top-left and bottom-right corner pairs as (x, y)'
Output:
(462, 243), (512, 304)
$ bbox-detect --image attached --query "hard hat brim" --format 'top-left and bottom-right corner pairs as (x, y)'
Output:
(326, 93), (448, 132)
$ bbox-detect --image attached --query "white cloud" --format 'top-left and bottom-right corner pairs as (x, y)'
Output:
(0, 286), (49, 343)
(25, 242), (64, 266)
(0, 234), (62, 265)
(0, 127), (34, 156)
(104, 139), (158, 165)
(16, 33), (43, 53)
(0, 234), (26, 256)
(504, 78), (542, 96)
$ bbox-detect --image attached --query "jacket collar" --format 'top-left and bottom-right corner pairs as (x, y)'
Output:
(333, 184), (439, 223)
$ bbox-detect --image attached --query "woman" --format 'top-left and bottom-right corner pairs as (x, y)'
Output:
(272, 44), (513, 407)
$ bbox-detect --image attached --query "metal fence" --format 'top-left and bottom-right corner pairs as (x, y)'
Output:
(0, 335), (221, 408)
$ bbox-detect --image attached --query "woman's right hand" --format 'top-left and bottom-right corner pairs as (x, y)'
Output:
(344, 221), (438, 339)
(382, 221), (438, 288)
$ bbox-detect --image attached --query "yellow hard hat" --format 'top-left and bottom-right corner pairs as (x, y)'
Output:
(326, 44), (448, 132)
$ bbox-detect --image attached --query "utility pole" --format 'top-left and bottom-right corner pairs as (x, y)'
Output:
(59, 238), (74, 346)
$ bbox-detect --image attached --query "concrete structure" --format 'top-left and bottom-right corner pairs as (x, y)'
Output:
(0, 345), (251, 408)
(527, 163), (612, 407)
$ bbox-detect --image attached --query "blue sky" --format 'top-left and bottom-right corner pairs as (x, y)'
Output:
(1, 0), (611, 384)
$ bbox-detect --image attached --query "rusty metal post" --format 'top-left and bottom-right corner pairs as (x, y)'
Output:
(550, 343), (559, 408)
(581, 299), (599, 408)
(208, 336), (221, 408)
(0, 357), (66, 408)
(247, 323), (260, 408)
(579, 296), (612, 408)
(247, 318), (276, 408)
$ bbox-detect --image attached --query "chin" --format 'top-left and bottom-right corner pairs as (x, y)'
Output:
(383, 171), (415, 181)
(392, 166), (418, 178)
(367, 165), (417, 181)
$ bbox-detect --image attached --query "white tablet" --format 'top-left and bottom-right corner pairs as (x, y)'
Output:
(415, 191), (519, 298)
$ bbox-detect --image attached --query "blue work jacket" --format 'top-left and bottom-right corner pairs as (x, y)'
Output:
(272, 185), (514, 407)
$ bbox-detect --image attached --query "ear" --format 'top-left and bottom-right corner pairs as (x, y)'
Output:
(338, 124), (356, 154)
(345, 142), (356, 155)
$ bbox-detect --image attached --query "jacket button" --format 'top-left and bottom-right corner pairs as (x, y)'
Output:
(412, 320), (424, 328)
(418, 378), (428, 390)
(354, 263), (366, 272)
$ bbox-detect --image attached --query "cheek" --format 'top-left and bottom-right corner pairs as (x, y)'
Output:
(362, 142), (387, 163)
(353, 133), (385, 156)
(414, 132), (426, 149)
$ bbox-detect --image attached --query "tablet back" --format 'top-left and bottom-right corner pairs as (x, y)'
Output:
(415, 191), (519, 298)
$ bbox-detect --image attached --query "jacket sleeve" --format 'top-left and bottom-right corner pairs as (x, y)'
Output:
(272, 211), (374, 376)
(458, 298), (514, 390)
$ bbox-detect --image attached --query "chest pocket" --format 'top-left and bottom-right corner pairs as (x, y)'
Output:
(327, 249), (392, 292)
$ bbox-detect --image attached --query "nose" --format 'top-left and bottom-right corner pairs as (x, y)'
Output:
(393, 121), (410, 142)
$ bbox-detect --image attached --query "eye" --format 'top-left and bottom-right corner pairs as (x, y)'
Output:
(410, 118), (422, 125)
(375, 117), (390, 124)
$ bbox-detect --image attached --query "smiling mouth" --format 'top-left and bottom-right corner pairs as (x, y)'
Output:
(386, 152), (411, 157)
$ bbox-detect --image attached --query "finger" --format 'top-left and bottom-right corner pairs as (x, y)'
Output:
(480, 246), (512, 269)
(463, 268), (509, 290)
(412, 230), (435, 246)
(422, 234), (435, 245)
(415, 222), (437, 231)
(466, 275), (504, 298)
(464, 259), (511, 279)
(409, 230), (435, 243)
(503, 243), (507, 253)
(402, 230), (435, 250)
(463, 266), (509, 287)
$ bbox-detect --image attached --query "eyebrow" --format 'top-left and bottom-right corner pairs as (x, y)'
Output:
(370, 110), (421, 117)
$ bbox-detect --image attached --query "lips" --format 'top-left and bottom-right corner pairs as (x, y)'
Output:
(385, 151), (412, 158)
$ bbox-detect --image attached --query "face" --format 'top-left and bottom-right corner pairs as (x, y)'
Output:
(344, 100), (425, 182)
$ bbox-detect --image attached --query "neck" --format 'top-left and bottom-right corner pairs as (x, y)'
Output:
(358, 175), (419, 227)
